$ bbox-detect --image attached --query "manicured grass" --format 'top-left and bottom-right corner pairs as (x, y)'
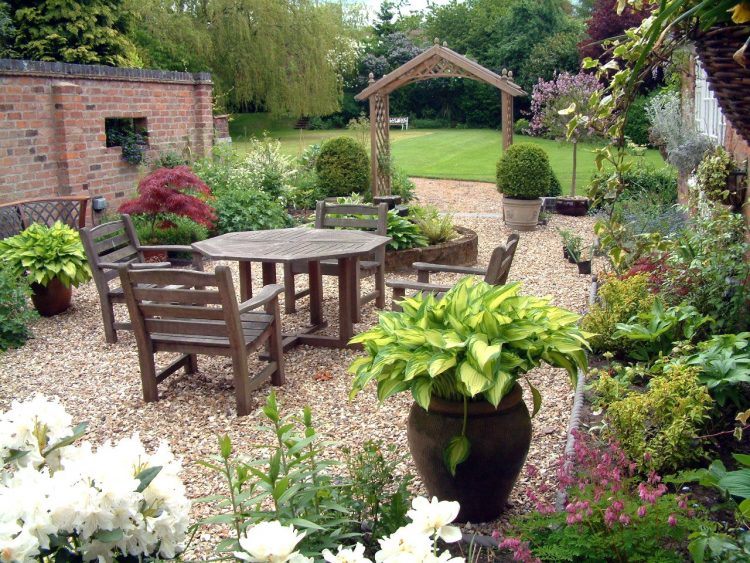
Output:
(231, 113), (668, 194)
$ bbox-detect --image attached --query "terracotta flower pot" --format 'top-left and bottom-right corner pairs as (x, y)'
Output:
(502, 197), (542, 231)
(31, 277), (72, 316)
(407, 383), (532, 522)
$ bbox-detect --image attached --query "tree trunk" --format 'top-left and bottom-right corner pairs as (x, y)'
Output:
(571, 141), (578, 197)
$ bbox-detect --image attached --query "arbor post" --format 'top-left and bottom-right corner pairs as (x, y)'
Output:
(369, 90), (391, 197)
(501, 90), (514, 151)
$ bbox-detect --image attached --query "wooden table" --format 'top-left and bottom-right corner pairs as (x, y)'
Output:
(192, 228), (391, 348)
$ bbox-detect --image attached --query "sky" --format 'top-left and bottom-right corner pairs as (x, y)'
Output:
(346, 0), (453, 22)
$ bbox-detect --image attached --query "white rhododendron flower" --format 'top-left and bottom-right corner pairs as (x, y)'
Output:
(322, 542), (371, 563)
(406, 497), (462, 543)
(235, 521), (306, 563)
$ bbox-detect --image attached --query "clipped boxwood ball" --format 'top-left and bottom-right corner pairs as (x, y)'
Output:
(548, 170), (563, 197)
(496, 143), (552, 200)
(316, 137), (370, 198)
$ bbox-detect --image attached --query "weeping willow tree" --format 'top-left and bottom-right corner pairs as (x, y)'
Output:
(208, 0), (356, 115)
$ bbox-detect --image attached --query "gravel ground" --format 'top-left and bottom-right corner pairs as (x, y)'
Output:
(0, 179), (595, 556)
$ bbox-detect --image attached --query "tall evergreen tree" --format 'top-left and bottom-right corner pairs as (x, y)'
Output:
(7, 0), (140, 66)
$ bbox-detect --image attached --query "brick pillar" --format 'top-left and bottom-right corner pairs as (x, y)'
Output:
(193, 78), (214, 156)
(52, 81), (86, 195)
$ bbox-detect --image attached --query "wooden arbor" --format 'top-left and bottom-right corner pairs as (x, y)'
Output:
(355, 40), (526, 196)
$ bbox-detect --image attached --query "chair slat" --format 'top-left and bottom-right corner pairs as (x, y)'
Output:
(139, 302), (225, 320)
(100, 244), (140, 263)
(128, 268), (215, 288)
(133, 287), (222, 305)
(94, 232), (130, 253)
(322, 217), (380, 230)
(322, 204), (382, 215)
(146, 318), (230, 337)
(90, 220), (126, 238)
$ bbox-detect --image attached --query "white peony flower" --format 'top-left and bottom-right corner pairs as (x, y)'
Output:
(235, 521), (306, 563)
(0, 527), (39, 563)
(375, 525), (433, 563)
(406, 497), (462, 544)
(288, 554), (314, 563)
(322, 542), (371, 563)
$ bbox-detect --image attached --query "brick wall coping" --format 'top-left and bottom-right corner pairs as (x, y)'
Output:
(0, 58), (212, 85)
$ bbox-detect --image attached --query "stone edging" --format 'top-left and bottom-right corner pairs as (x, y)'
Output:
(0, 58), (212, 85)
(385, 226), (478, 272)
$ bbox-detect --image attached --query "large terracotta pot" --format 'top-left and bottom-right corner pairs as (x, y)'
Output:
(31, 277), (72, 316)
(502, 197), (541, 231)
(407, 383), (532, 522)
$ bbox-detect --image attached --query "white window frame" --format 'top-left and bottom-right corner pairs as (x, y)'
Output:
(694, 60), (726, 144)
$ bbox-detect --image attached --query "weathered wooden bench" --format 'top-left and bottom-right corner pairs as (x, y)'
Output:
(0, 195), (90, 239)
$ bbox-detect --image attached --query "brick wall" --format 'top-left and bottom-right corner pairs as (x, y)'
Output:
(0, 59), (214, 209)
(724, 123), (750, 226)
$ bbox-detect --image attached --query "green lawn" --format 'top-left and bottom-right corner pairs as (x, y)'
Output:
(230, 113), (667, 194)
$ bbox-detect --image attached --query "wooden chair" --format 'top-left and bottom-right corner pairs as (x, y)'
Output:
(387, 233), (520, 310)
(283, 200), (389, 319)
(118, 265), (285, 416)
(80, 214), (204, 344)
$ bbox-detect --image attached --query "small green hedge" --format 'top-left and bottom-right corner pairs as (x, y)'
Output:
(496, 143), (552, 199)
(316, 137), (370, 198)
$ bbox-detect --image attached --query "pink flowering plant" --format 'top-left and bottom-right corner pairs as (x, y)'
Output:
(497, 430), (711, 563)
(528, 72), (602, 196)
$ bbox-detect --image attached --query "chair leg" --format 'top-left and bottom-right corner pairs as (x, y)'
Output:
(231, 351), (252, 417)
(375, 265), (386, 309)
(101, 298), (118, 344)
(186, 354), (198, 374)
(268, 300), (285, 386)
(138, 350), (159, 403)
(392, 287), (405, 312)
(283, 264), (297, 314)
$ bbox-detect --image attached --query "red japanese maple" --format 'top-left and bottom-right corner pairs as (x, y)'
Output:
(119, 166), (216, 230)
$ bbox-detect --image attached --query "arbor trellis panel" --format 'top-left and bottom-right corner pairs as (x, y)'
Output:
(356, 41), (525, 196)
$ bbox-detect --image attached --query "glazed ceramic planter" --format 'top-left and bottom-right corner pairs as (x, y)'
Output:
(407, 383), (532, 522)
(31, 277), (72, 316)
(502, 197), (542, 231)
(556, 198), (590, 217)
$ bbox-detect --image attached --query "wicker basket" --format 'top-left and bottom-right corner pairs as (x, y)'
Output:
(694, 25), (750, 144)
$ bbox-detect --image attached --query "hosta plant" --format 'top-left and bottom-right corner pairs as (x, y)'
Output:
(349, 278), (590, 472)
(0, 222), (91, 288)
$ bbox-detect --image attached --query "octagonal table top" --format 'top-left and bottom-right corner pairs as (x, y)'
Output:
(192, 227), (391, 263)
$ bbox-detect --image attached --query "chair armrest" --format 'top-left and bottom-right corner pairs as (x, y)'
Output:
(138, 244), (199, 254)
(413, 262), (487, 276)
(238, 284), (284, 313)
(385, 279), (454, 293)
(99, 261), (171, 270)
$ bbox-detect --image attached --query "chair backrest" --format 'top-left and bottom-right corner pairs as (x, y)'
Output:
(119, 265), (244, 349)
(315, 200), (389, 262)
(80, 214), (143, 285)
(484, 233), (520, 286)
(315, 200), (388, 235)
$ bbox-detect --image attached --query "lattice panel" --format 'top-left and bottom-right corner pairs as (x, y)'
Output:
(22, 201), (83, 229)
(407, 58), (474, 82)
(0, 206), (23, 239)
(373, 93), (391, 196)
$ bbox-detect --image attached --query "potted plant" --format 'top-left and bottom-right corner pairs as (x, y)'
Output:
(497, 143), (553, 231)
(564, 233), (583, 265)
(576, 247), (592, 275)
(0, 222), (92, 316)
(349, 278), (590, 522)
(558, 228), (574, 260)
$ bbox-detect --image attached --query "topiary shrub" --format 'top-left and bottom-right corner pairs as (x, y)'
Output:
(548, 171), (563, 197)
(496, 143), (552, 199)
(316, 137), (370, 198)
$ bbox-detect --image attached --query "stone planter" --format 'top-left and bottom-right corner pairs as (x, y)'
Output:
(502, 197), (542, 231)
(385, 226), (478, 272)
(407, 384), (532, 522)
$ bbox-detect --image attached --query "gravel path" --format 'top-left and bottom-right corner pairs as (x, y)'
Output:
(0, 179), (595, 555)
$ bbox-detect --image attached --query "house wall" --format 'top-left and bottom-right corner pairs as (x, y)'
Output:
(0, 59), (214, 210)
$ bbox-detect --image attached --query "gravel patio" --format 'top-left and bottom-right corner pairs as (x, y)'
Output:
(0, 179), (595, 555)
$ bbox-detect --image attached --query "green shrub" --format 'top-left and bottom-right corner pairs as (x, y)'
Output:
(624, 93), (653, 146)
(605, 365), (712, 473)
(581, 274), (656, 356)
(316, 137), (370, 198)
(390, 166), (416, 203)
(496, 143), (552, 199)
(287, 169), (325, 210)
(411, 118), (449, 129)
(695, 145), (735, 202)
(513, 118), (530, 135)
(0, 265), (37, 351)
(409, 206), (456, 245)
(548, 170), (563, 197)
(589, 164), (678, 207)
(214, 188), (292, 234)
(132, 214), (209, 245)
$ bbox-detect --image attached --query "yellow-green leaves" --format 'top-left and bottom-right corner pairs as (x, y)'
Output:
(444, 434), (470, 477)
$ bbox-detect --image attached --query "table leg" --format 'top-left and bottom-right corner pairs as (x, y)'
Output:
(352, 257), (361, 324)
(239, 261), (253, 301)
(338, 256), (356, 344)
(262, 261), (277, 285)
(308, 260), (324, 327)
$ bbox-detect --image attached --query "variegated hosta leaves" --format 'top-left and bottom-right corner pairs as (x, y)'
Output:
(349, 277), (591, 413)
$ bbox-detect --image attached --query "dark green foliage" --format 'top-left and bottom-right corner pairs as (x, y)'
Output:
(411, 118), (450, 129)
(589, 164), (678, 206)
(341, 440), (413, 544)
(513, 118), (529, 135)
(624, 93), (655, 146)
(548, 170), (562, 197)
(287, 170), (325, 211)
(521, 27), (585, 86)
(386, 212), (427, 250)
(315, 137), (370, 198)
(0, 265), (37, 352)
(214, 188), (292, 234)
(0, 1), (16, 57)
(149, 150), (187, 169)
(496, 143), (552, 199)
(7, 0), (139, 66)
(390, 166), (416, 203)
(132, 214), (209, 245)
